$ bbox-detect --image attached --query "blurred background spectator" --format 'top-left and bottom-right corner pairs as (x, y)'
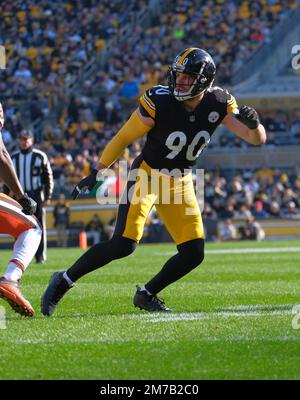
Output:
(239, 216), (266, 241)
(218, 218), (237, 241)
(0, 0), (299, 245)
(53, 193), (70, 247)
(85, 214), (104, 245)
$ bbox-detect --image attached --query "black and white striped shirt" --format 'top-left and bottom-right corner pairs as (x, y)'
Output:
(9, 148), (54, 200)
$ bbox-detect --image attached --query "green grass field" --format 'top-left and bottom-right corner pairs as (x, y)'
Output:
(0, 240), (300, 380)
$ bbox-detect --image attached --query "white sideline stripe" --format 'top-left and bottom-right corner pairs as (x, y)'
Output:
(220, 304), (294, 311)
(156, 247), (300, 256)
(138, 309), (292, 323)
(1, 335), (300, 345)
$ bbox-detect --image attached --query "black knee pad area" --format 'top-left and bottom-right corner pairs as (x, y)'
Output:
(177, 238), (205, 269)
(109, 235), (137, 259)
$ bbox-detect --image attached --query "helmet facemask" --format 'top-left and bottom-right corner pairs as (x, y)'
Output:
(168, 48), (216, 101)
(169, 63), (214, 101)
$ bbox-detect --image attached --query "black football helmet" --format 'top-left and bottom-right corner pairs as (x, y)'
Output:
(168, 47), (216, 101)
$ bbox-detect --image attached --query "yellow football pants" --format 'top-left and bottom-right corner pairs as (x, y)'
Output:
(114, 155), (204, 245)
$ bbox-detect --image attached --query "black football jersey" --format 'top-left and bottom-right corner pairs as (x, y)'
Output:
(139, 85), (237, 171)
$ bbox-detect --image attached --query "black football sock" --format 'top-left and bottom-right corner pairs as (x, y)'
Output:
(66, 235), (137, 282)
(145, 238), (204, 294)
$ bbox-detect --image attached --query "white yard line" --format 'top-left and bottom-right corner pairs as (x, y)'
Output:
(1, 334), (300, 345)
(156, 247), (300, 256)
(220, 304), (294, 311)
(138, 309), (292, 323)
(0, 305), (296, 345)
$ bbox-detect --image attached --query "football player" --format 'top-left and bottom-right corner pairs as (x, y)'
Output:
(0, 102), (40, 317)
(41, 48), (266, 315)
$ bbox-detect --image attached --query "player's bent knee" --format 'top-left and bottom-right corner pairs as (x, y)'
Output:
(177, 238), (205, 269)
(110, 235), (137, 258)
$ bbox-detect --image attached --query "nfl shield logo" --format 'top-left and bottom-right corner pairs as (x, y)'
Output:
(189, 115), (196, 122)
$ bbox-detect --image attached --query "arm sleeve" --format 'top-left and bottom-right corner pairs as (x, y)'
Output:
(99, 110), (151, 168)
(139, 91), (156, 119)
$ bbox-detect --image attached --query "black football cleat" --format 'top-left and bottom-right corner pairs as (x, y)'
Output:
(41, 272), (73, 316)
(133, 285), (171, 312)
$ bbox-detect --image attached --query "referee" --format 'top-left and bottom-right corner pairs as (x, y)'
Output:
(4, 130), (54, 263)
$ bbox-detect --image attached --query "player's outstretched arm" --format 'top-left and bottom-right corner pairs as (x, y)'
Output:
(72, 109), (153, 199)
(96, 108), (153, 169)
(0, 133), (37, 214)
(222, 106), (266, 145)
(0, 134), (24, 200)
(0, 103), (23, 198)
(0, 103), (37, 214)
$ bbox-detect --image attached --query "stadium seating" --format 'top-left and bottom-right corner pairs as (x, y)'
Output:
(0, 0), (299, 238)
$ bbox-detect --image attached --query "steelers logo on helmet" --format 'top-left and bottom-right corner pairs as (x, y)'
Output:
(168, 47), (216, 101)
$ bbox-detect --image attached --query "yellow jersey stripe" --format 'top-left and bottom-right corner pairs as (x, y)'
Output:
(178, 47), (198, 65)
(144, 93), (155, 109)
(140, 96), (155, 118)
(142, 94), (155, 111)
(227, 95), (235, 105)
(227, 100), (238, 113)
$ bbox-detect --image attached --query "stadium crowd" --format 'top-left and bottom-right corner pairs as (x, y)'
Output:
(0, 0), (147, 143)
(202, 163), (300, 221)
(218, 108), (300, 148)
(0, 0), (146, 99)
(1, 0), (297, 131)
(1, 0), (299, 226)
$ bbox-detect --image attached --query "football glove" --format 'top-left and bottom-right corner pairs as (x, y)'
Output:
(71, 169), (99, 200)
(235, 105), (260, 129)
(18, 193), (37, 215)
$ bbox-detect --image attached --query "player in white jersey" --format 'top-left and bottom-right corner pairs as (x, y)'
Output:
(0, 102), (40, 317)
